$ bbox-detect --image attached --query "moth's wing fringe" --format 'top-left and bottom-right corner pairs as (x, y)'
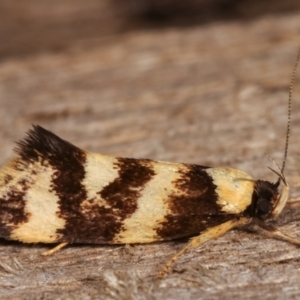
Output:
(15, 125), (83, 163)
(0, 125), (85, 186)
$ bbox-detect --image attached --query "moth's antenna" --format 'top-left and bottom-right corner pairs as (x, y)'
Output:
(266, 154), (287, 185)
(281, 47), (300, 175)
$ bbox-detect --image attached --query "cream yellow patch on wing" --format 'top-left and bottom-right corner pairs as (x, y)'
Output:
(206, 167), (254, 214)
(82, 152), (119, 201)
(10, 162), (65, 243)
(114, 161), (188, 243)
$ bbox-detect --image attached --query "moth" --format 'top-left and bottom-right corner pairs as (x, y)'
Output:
(0, 50), (299, 278)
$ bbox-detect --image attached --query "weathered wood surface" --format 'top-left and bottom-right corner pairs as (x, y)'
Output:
(1, 1), (300, 299)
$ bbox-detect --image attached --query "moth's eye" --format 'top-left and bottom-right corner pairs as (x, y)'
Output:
(258, 198), (271, 214)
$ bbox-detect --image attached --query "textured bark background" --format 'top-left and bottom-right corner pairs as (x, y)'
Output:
(1, 1), (300, 299)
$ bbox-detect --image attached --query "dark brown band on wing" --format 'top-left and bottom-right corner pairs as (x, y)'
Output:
(94, 158), (155, 242)
(25, 127), (90, 243)
(0, 178), (30, 239)
(56, 157), (155, 243)
(156, 164), (233, 239)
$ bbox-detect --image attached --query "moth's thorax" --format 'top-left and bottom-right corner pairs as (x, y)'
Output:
(250, 180), (281, 220)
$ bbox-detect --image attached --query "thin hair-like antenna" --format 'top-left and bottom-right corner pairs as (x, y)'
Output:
(281, 47), (300, 174)
(266, 154), (287, 185)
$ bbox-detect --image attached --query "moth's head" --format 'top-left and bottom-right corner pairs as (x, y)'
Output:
(251, 178), (289, 220)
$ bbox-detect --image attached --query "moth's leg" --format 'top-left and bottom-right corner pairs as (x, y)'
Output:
(256, 220), (300, 246)
(41, 242), (69, 256)
(287, 197), (300, 204)
(158, 217), (250, 278)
